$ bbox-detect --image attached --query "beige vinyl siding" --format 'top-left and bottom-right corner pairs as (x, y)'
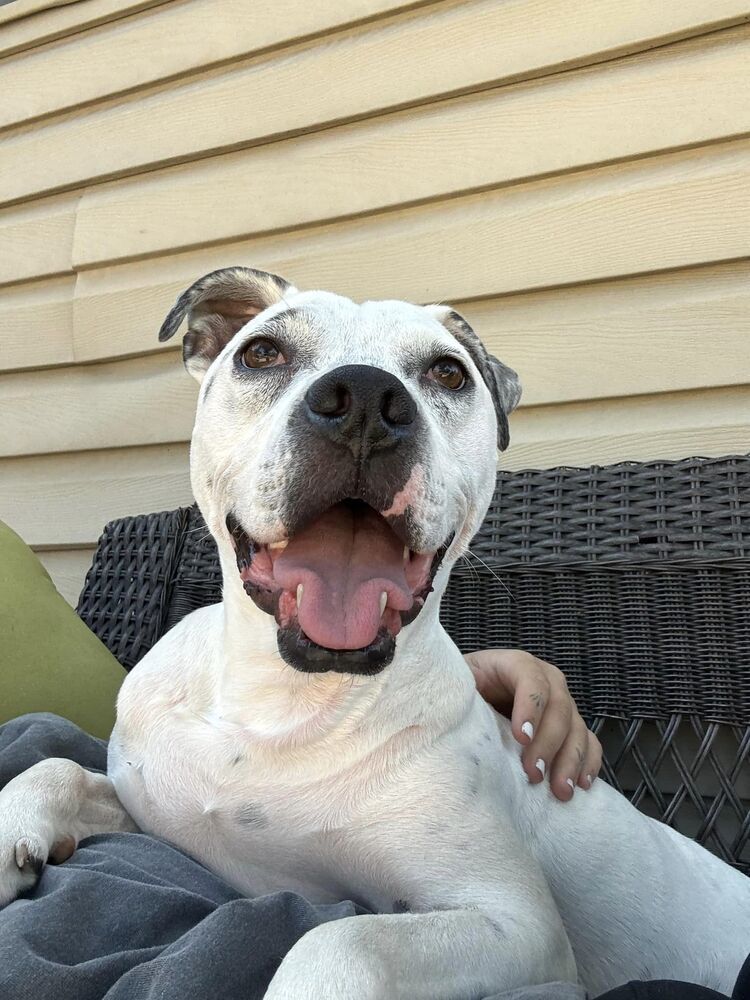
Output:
(1, 0), (749, 604)
(36, 548), (97, 606)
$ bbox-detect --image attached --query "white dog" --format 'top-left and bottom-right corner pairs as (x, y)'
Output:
(1, 267), (748, 998)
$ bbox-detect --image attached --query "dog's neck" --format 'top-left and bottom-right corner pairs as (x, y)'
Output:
(211, 547), (471, 745)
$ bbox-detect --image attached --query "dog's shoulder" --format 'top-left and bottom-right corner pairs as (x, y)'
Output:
(116, 603), (223, 728)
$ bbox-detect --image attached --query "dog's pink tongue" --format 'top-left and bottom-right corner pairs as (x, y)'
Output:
(273, 503), (413, 650)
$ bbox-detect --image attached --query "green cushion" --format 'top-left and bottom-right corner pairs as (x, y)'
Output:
(0, 520), (125, 739)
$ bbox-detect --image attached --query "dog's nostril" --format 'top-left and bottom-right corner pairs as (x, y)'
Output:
(307, 382), (351, 418)
(333, 388), (351, 416)
(381, 387), (417, 427)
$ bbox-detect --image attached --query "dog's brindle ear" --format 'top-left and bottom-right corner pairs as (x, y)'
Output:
(158, 266), (297, 382)
(426, 305), (522, 451)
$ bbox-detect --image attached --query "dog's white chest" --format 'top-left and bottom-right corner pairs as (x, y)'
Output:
(111, 714), (379, 905)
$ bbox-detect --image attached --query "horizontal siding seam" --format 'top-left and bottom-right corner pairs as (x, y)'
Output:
(435, 253), (750, 310)
(67, 131), (750, 274)
(0, 0), (173, 59)
(2, 15), (750, 201)
(0, 0), (447, 133)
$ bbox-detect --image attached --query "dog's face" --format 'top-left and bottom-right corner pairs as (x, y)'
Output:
(159, 267), (521, 676)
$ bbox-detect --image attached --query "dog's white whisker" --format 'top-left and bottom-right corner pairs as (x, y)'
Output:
(464, 550), (514, 602)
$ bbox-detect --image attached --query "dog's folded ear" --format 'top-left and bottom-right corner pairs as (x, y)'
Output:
(158, 266), (297, 382)
(426, 305), (521, 451)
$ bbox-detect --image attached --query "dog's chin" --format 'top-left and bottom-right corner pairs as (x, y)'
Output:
(276, 624), (396, 676)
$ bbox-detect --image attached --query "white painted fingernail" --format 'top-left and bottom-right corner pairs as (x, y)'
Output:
(586, 774), (594, 787)
(535, 758), (545, 779)
(566, 778), (575, 795)
(521, 721), (534, 741)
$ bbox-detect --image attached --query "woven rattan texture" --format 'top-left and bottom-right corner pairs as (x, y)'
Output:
(473, 454), (750, 566)
(76, 455), (750, 872)
(77, 506), (191, 669)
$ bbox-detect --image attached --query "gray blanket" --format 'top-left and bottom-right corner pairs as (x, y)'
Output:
(0, 714), (587, 1000)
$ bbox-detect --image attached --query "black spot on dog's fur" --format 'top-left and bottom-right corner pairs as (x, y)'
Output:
(392, 899), (410, 913)
(235, 802), (268, 829)
(470, 754), (480, 766)
(487, 917), (507, 938)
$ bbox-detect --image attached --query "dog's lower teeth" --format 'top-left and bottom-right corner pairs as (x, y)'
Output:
(296, 584), (304, 607)
(379, 592), (388, 615)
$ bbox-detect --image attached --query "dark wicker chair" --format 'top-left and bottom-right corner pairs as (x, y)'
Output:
(77, 454), (750, 874)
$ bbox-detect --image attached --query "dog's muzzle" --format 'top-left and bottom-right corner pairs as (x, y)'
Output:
(225, 364), (452, 675)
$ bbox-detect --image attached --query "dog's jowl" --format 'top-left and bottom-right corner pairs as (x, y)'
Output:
(0, 267), (747, 1000)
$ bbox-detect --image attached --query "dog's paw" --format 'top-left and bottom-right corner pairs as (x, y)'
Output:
(0, 833), (48, 907)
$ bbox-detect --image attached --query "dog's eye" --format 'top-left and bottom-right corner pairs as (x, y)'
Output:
(427, 357), (466, 391)
(241, 338), (285, 369)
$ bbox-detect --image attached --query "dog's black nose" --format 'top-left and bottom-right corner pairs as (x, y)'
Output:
(305, 365), (417, 456)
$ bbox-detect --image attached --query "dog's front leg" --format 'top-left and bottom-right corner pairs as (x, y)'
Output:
(265, 905), (575, 1000)
(0, 758), (138, 906)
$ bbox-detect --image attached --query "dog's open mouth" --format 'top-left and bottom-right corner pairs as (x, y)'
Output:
(226, 500), (448, 674)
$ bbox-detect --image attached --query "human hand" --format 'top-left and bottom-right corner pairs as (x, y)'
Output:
(464, 648), (602, 801)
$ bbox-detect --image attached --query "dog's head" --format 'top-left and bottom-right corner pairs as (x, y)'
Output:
(159, 266), (521, 676)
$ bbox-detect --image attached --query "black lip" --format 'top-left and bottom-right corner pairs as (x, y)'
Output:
(226, 511), (257, 569)
(399, 535), (452, 625)
(277, 624), (396, 675)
